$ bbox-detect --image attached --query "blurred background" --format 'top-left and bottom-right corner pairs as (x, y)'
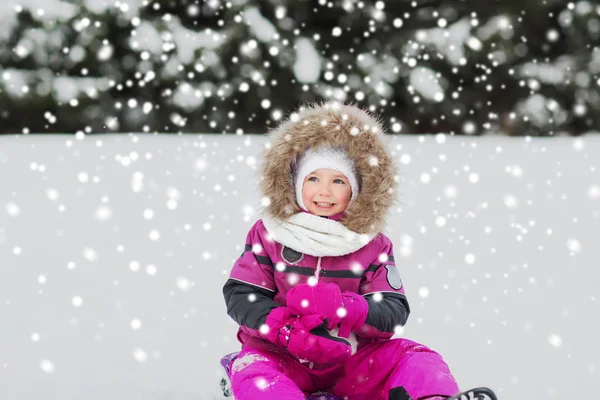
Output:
(0, 0), (599, 136)
(1, 2), (600, 400)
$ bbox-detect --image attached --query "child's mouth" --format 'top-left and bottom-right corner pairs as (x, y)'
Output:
(314, 201), (335, 208)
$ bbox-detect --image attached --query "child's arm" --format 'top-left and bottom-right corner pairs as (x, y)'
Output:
(223, 280), (279, 332)
(222, 221), (353, 363)
(356, 235), (411, 339)
(222, 220), (280, 336)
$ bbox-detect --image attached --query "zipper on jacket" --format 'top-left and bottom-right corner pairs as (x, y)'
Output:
(315, 256), (322, 282)
(308, 256), (322, 370)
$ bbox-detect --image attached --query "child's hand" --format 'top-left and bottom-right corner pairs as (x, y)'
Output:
(337, 291), (369, 338)
(286, 314), (352, 364)
(286, 282), (344, 330)
(286, 283), (370, 337)
(261, 306), (352, 364)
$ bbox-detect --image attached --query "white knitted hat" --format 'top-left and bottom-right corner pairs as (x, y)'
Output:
(294, 146), (359, 211)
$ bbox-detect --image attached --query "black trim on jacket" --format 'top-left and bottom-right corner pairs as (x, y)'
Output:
(223, 279), (280, 330)
(364, 292), (410, 333)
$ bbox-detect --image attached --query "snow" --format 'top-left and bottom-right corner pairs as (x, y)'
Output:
(410, 67), (445, 102)
(244, 7), (277, 43)
(416, 18), (471, 66)
(293, 38), (322, 83)
(0, 133), (599, 399)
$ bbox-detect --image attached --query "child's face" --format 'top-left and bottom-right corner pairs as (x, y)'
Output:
(302, 168), (352, 216)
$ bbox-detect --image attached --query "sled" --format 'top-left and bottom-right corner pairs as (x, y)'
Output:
(220, 352), (343, 399)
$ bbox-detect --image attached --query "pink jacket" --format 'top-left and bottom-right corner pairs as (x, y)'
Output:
(223, 213), (410, 350)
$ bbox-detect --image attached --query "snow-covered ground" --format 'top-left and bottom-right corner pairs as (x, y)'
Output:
(0, 133), (598, 399)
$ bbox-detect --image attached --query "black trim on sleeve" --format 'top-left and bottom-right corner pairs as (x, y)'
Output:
(389, 387), (412, 400)
(239, 244), (252, 258)
(239, 244), (274, 267)
(223, 279), (280, 330)
(365, 255), (396, 274)
(364, 292), (410, 333)
(255, 255), (274, 267)
(366, 263), (380, 273)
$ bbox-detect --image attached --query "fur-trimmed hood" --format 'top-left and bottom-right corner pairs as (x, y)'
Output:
(259, 103), (397, 235)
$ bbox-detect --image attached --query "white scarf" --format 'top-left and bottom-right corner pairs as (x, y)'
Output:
(261, 212), (377, 257)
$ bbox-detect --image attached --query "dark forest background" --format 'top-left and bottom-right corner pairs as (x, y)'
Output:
(0, 0), (598, 135)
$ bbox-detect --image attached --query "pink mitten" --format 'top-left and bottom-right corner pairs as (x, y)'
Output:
(261, 307), (352, 365)
(286, 282), (344, 330)
(287, 314), (352, 364)
(337, 291), (369, 338)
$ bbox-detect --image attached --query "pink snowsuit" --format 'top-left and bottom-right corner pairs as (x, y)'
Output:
(223, 216), (460, 400)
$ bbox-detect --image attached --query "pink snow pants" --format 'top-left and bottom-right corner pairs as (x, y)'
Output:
(230, 336), (460, 400)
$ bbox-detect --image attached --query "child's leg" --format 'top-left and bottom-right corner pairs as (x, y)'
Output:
(331, 338), (460, 400)
(230, 345), (311, 400)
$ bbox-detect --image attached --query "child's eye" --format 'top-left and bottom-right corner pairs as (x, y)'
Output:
(307, 177), (344, 184)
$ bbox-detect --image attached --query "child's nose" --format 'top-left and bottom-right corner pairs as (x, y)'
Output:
(318, 184), (333, 194)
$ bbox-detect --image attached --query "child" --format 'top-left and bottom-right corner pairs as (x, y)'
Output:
(222, 103), (497, 400)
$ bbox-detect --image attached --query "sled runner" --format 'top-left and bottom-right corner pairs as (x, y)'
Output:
(445, 387), (497, 400)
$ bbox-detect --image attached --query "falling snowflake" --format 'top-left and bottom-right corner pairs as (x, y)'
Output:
(507, 165), (524, 178)
(588, 185), (600, 200)
(133, 348), (148, 363)
(95, 206), (112, 221)
(148, 230), (160, 241)
(5, 203), (21, 217)
(547, 333), (563, 348)
(83, 247), (98, 262)
(444, 185), (458, 199)
(39, 359), (55, 373)
(77, 172), (89, 183)
(194, 158), (208, 170)
(129, 261), (141, 272)
(146, 264), (158, 276)
(566, 238), (582, 254)
(503, 195), (519, 209)
(45, 188), (60, 201)
(176, 277), (192, 292)
(143, 209), (154, 219)
(71, 296), (83, 307)
(130, 319), (142, 330)
(465, 253), (476, 264)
